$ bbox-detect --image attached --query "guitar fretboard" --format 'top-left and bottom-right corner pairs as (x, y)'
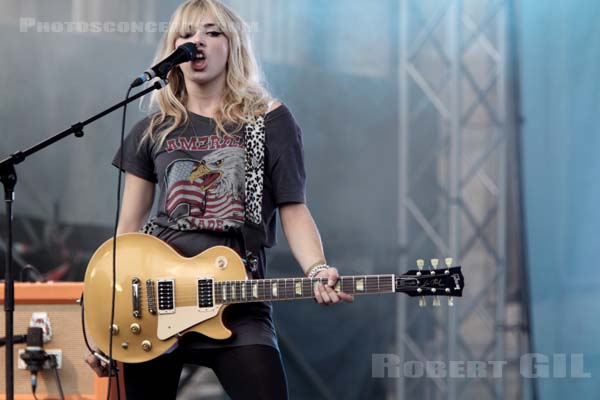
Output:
(213, 275), (395, 304)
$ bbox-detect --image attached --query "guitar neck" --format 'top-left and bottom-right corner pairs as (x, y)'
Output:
(214, 275), (397, 305)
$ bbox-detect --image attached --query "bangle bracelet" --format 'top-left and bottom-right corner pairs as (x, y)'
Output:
(307, 264), (329, 279)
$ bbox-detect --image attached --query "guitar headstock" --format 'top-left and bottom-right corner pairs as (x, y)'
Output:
(395, 258), (464, 307)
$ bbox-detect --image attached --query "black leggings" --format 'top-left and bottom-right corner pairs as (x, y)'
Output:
(123, 345), (288, 400)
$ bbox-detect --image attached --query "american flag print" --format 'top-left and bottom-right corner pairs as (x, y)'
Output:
(164, 147), (245, 232)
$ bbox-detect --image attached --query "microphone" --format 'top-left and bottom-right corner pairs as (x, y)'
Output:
(130, 42), (198, 88)
(19, 327), (47, 396)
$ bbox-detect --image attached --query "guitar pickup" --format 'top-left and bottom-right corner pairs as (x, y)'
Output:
(197, 278), (214, 310)
(157, 279), (175, 314)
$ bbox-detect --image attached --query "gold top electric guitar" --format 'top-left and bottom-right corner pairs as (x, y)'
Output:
(83, 233), (464, 363)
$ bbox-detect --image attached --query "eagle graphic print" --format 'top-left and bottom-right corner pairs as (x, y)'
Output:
(164, 147), (245, 232)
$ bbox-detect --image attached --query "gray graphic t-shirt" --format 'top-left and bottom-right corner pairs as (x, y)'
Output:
(164, 146), (245, 232)
(112, 105), (306, 350)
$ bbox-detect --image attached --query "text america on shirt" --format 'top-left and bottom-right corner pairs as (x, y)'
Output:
(166, 133), (243, 153)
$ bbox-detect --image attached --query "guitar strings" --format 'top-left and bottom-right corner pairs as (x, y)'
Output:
(112, 274), (454, 308)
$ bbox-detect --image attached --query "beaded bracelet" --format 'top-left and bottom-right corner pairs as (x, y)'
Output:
(307, 264), (330, 279)
(305, 260), (325, 277)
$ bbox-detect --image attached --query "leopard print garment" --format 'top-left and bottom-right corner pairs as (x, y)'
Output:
(243, 116), (266, 225)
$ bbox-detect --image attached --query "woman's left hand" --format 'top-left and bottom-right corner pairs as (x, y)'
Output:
(313, 267), (354, 305)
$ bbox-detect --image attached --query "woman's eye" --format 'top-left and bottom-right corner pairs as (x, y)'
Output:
(207, 31), (223, 37)
(180, 28), (196, 39)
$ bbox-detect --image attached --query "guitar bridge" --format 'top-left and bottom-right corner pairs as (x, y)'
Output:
(131, 278), (141, 318)
(197, 278), (215, 310)
(157, 279), (175, 314)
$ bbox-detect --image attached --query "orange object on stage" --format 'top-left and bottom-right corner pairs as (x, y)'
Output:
(0, 282), (123, 400)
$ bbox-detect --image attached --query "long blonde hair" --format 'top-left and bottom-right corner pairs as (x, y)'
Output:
(142, 0), (273, 147)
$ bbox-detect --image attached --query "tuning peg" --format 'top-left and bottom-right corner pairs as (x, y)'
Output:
(445, 258), (453, 268)
(431, 258), (439, 269)
(416, 259), (424, 276)
(433, 296), (441, 307)
(448, 297), (454, 307)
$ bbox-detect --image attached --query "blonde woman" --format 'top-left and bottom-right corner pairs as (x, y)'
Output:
(85, 1), (352, 398)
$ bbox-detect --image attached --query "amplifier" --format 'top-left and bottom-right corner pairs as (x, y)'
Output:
(0, 282), (121, 399)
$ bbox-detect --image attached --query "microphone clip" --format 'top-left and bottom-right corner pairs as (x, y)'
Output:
(19, 327), (48, 374)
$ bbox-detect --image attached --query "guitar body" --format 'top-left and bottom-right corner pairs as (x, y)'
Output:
(83, 233), (247, 363)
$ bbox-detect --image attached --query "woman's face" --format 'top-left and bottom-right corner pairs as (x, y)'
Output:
(174, 14), (229, 87)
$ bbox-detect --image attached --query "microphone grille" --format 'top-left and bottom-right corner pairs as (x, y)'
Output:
(179, 42), (198, 59)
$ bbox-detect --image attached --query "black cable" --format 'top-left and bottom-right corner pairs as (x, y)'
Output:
(106, 86), (132, 400)
(82, 295), (121, 397)
(80, 294), (95, 354)
(49, 354), (65, 400)
(82, 301), (120, 383)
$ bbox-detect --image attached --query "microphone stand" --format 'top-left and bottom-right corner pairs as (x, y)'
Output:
(0, 78), (167, 400)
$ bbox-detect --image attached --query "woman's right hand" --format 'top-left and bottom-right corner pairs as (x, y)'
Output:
(84, 350), (110, 377)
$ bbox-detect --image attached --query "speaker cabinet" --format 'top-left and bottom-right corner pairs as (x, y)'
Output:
(0, 282), (119, 399)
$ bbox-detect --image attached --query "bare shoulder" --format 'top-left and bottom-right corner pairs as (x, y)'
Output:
(268, 101), (283, 113)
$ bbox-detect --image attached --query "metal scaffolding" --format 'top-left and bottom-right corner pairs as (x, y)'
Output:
(397, 0), (526, 399)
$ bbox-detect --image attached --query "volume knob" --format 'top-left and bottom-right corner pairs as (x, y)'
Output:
(141, 340), (152, 352)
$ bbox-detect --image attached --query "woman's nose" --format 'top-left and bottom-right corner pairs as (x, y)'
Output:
(192, 32), (206, 47)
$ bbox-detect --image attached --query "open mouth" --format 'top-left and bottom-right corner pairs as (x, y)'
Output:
(194, 51), (206, 61)
(191, 51), (207, 70)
